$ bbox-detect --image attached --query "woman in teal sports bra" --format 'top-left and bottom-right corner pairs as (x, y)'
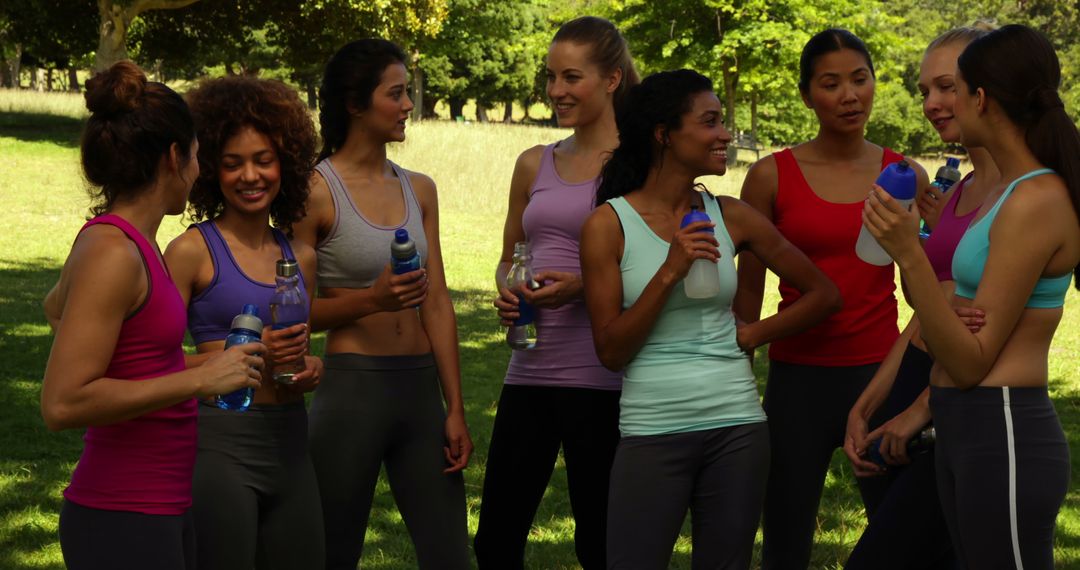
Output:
(864, 25), (1080, 570)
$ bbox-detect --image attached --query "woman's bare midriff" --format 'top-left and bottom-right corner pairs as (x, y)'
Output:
(929, 295), (1062, 389)
(324, 306), (432, 357)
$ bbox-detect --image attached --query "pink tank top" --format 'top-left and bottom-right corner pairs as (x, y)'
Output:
(923, 173), (977, 282)
(64, 214), (196, 515)
(505, 143), (621, 390)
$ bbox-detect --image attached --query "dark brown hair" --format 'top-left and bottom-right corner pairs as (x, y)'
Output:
(185, 76), (317, 236)
(798, 28), (875, 93)
(81, 61), (195, 216)
(552, 16), (641, 113)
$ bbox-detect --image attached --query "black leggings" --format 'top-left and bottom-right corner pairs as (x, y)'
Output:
(59, 500), (195, 570)
(308, 353), (469, 570)
(931, 386), (1069, 570)
(192, 402), (324, 570)
(846, 342), (954, 570)
(761, 360), (880, 570)
(606, 422), (770, 570)
(473, 384), (620, 570)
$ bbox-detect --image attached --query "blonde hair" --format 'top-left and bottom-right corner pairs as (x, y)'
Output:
(925, 20), (997, 53)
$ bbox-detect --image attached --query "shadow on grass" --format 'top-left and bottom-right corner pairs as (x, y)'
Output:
(0, 112), (82, 148)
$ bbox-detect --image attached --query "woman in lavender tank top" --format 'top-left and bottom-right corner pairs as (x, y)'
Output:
(474, 17), (640, 570)
(164, 76), (325, 570)
(42, 62), (263, 570)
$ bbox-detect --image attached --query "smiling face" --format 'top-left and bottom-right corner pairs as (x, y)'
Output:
(802, 48), (875, 134)
(918, 43), (965, 143)
(665, 91), (732, 177)
(353, 62), (413, 143)
(545, 40), (618, 128)
(218, 125), (280, 216)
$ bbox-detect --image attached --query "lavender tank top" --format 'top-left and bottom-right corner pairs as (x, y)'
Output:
(505, 143), (622, 390)
(924, 173), (978, 282)
(187, 221), (308, 344)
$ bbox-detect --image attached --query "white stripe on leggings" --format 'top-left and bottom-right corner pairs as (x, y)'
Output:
(1003, 387), (1025, 570)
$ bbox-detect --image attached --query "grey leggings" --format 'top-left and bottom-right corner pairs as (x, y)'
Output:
(606, 422), (770, 570)
(192, 401), (324, 570)
(308, 353), (469, 570)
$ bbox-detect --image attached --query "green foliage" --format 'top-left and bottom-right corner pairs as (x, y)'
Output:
(0, 0), (96, 69)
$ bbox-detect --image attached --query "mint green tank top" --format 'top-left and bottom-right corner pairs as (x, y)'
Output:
(607, 193), (767, 437)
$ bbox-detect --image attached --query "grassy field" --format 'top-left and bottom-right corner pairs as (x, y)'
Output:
(1, 88), (1078, 569)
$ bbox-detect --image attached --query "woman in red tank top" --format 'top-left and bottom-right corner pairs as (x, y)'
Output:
(41, 62), (263, 570)
(733, 29), (928, 569)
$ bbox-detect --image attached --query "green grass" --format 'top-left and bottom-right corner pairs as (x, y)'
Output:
(1, 87), (1078, 569)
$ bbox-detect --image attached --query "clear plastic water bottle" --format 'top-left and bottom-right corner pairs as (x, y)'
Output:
(867, 426), (936, 468)
(856, 160), (918, 266)
(391, 228), (422, 274)
(270, 259), (307, 385)
(218, 304), (262, 411)
(919, 157), (962, 239)
(680, 205), (720, 299)
(505, 241), (538, 350)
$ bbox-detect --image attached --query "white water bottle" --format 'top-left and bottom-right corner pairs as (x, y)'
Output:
(856, 160), (918, 266)
(680, 205), (721, 299)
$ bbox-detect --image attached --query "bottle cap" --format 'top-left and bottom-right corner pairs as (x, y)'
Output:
(680, 204), (714, 232)
(394, 228), (410, 243)
(513, 241), (529, 257)
(946, 157), (960, 169)
(276, 259), (299, 278)
(876, 160), (917, 200)
(391, 229), (417, 260)
(231, 304), (263, 333)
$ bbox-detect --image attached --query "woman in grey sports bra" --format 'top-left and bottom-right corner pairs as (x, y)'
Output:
(292, 39), (471, 570)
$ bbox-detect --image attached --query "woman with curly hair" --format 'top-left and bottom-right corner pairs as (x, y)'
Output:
(164, 75), (324, 570)
(293, 38), (470, 569)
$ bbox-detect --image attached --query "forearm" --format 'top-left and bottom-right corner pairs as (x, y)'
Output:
(310, 290), (384, 332)
(734, 252), (766, 324)
(419, 291), (464, 414)
(595, 266), (678, 371)
(851, 323), (917, 420)
(743, 285), (834, 349)
(42, 369), (201, 431)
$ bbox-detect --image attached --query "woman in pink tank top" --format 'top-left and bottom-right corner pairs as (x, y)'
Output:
(474, 17), (639, 570)
(41, 62), (263, 570)
(841, 26), (1002, 569)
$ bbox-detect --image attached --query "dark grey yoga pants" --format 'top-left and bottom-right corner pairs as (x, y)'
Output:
(606, 422), (770, 570)
(192, 401), (324, 570)
(308, 353), (469, 570)
(59, 499), (195, 570)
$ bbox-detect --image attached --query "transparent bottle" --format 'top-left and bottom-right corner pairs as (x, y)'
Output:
(218, 304), (262, 411)
(919, 157), (962, 239)
(505, 241), (538, 350)
(680, 205), (720, 299)
(270, 259), (307, 385)
(856, 160), (918, 266)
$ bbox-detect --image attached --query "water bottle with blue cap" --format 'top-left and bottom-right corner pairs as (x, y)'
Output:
(680, 205), (720, 298)
(856, 160), (918, 266)
(218, 304), (262, 411)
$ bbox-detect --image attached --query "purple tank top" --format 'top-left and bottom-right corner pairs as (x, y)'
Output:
(187, 221), (308, 344)
(924, 173), (978, 282)
(505, 143), (621, 390)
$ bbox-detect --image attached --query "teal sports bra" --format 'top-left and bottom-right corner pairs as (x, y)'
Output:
(952, 168), (1072, 308)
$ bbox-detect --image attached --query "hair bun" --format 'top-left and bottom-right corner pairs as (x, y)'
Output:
(85, 60), (147, 116)
(1027, 87), (1065, 114)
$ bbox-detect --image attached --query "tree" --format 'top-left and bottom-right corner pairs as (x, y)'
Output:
(0, 0), (96, 89)
(94, 0), (201, 71)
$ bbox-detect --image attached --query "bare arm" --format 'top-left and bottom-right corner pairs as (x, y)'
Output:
(494, 146), (543, 323)
(42, 229), (262, 431)
(733, 156), (778, 325)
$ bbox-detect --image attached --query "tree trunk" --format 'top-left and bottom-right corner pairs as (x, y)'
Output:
(305, 83), (317, 109)
(722, 68), (737, 133)
(422, 96), (438, 119)
(7, 44), (22, 88)
(68, 67), (80, 91)
(502, 100), (513, 123)
(449, 97), (465, 121)
(410, 50), (424, 122)
(520, 98), (531, 121)
(0, 61), (11, 88)
(224, 62), (236, 76)
(750, 91), (758, 143)
(95, 0), (201, 72)
(30, 67), (43, 91)
(46, 68), (54, 91)
(476, 104), (489, 122)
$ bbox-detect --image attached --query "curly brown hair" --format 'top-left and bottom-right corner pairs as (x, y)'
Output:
(185, 76), (317, 235)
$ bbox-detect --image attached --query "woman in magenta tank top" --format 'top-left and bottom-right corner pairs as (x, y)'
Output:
(474, 17), (639, 570)
(41, 62), (263, 570)
(164, 76), (325, 570)
(733, 29), (930, 569)
(842, 26), (1001, 569)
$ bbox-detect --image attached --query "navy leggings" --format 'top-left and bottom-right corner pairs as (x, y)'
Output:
(931, 386), (1069, 570)
(59, 500), (195, 570)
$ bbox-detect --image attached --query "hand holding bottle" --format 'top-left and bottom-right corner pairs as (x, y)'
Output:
(194, 342), (265, 399)
(661, 220), (719, 282)
(262, 323), (308, 365)
(371, 264), (428, 311)
(519, 271), (583, 309)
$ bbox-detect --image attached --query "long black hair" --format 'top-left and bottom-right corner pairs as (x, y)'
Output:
(595, 69), (713, 207)
(317, 39), (407, 162)
(958, 24), (1080, 286)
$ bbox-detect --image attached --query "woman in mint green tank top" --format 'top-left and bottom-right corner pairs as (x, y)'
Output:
(864, 25), (1079, 569)
(580, 69), (841, 569)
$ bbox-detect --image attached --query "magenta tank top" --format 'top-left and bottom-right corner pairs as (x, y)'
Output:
(924, 173), (978, 282)
(64, 214), (196, 516)
(505, 143), (621, 390)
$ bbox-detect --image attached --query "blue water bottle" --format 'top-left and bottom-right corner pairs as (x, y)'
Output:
(919, 157), (962, 239)
(680, 205), (720, 299)
(856, 160), (918, 266)
(217, 304), (262, 411)
(391, 229), (422, 274)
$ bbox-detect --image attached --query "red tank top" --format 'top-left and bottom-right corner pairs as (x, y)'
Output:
(63, 214), (196, 515)
(768, 148), (902, 366)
